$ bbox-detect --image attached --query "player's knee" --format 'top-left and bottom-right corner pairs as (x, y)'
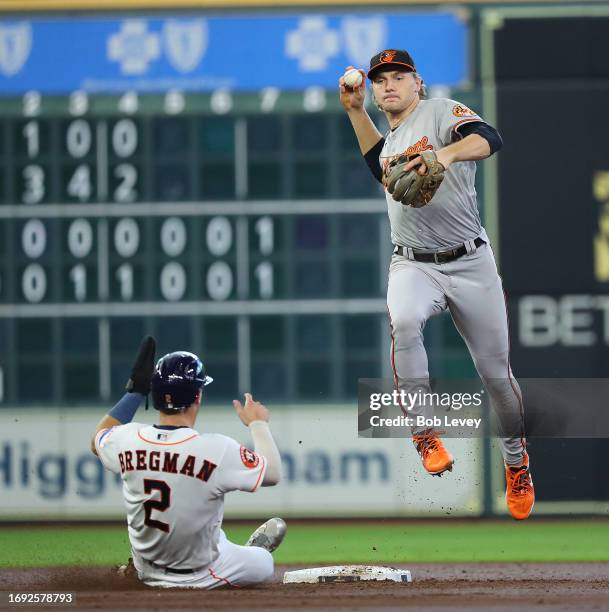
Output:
(391, 311), (425, 344)
(249, 548), (274, 583)
(473, 353), (510, 381)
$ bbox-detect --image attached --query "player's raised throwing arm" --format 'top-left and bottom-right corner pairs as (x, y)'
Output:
(233, 393), (282, 486)
(339, 67), (384, 155)
(339, 67), (385, 183)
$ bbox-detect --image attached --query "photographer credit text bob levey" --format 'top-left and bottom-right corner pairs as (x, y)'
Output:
(368, 390), (484, 429)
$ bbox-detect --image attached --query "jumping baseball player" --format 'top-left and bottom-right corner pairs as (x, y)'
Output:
(339, 49), (534, 520)
(91, 336), (286, 588)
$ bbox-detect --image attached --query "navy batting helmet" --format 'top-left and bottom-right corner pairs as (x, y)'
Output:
(151, 351), (213, 411)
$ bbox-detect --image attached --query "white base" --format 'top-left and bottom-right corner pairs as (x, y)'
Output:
(283, 565), (412, 584)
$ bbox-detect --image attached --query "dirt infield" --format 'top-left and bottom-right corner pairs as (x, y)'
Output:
(2, 564), (608, 611)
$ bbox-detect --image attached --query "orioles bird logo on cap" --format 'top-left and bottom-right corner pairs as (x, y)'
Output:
(380, 50), (397, 62)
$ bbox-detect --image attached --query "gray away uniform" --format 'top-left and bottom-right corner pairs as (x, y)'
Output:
(382, 98), (525, 465)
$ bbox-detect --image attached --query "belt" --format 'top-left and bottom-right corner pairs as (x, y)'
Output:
(143, 558), (204, 575)
(394, 237), (485, 264)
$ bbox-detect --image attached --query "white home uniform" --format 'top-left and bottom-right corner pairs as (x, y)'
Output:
(95, 422), (273, 588)
(382, 98), (526, 465)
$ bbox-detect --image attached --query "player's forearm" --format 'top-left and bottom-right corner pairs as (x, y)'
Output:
(249, 420), (282, 486)
(90, 392), (144, 455)
(437, 134), (491, 168)
(347, 108), (384, 155)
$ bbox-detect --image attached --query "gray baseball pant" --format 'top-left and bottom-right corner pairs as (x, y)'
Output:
(387, 240), (526, 466)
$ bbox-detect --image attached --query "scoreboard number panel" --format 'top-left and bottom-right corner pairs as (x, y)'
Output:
(14, 120), (52, 206)
(11, 115), (143, 205)
(4, 213), (324, 307)
(108, 118), (142, 204)
(249, 215), (285, 300)
(61, 118), (96, 204)
(18, 217), (57, 303)
(61, 217), (98, 303)
(109, 217), (145, 302)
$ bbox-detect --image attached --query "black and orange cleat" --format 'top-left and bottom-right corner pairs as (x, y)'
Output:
(505, 452), (535, 520)
(412, 429), (454, 476)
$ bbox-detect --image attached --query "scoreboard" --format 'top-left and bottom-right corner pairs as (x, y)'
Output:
(0, 10), (471, 406)
(0, 91), (396, 406)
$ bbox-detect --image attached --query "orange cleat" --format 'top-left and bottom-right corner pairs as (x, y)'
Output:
(505, 452), (535, 520)
(412, 429), (454, 476)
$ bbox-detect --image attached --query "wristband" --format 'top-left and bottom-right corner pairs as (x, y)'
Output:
(108, 392), (144, 424)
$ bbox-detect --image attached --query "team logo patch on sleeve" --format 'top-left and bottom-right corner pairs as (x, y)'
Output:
(240, 446), (260, 469)
(98, 427), (116, 448)
(452, 104), (478, 118)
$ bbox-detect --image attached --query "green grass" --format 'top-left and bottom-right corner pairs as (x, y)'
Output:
(1, 520), (608, 568)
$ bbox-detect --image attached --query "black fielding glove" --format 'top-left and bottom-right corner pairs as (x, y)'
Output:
(125, 336), (156, 398)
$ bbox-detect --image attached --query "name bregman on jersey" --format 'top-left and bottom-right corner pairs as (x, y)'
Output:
(118, 450), (218, 482)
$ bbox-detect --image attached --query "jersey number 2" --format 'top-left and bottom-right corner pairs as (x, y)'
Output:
(143, 479), (171, 533)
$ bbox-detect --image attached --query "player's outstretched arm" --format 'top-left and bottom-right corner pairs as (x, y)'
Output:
(90, 335), (156, 455)
(233, 393), (282, 486)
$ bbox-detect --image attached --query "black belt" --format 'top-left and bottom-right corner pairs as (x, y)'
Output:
(143, 558), (204, 575)
(394, 237), (485, 264)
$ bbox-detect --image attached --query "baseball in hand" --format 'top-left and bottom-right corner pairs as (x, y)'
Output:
(343, 68), (363, 89)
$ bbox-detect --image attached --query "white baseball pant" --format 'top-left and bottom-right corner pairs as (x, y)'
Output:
(132, 530), (274, 589)
(387, 240), (526, 465)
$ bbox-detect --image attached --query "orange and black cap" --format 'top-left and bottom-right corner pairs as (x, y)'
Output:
(368, 49), (416, 79)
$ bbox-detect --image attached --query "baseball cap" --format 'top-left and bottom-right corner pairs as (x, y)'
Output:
(367, 49), (416, 79)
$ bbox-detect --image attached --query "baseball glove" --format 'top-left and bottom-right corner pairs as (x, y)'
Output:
(125, 335), (156, 395)
(383, 150), (445, 208)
